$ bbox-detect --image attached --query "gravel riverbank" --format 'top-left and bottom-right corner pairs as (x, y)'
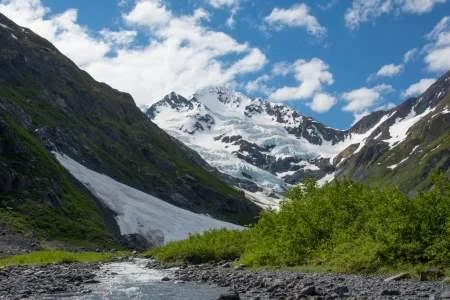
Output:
(0, 259), (448, 299)
(0, 263), (100, 299)
(154, 261), (450, 299)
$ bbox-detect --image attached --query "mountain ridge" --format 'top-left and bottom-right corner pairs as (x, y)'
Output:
(0, 12), (260, 248)
(148, 72), (450, 202)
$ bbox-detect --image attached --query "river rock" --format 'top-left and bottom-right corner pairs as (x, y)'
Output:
(217, 291), (241, 300)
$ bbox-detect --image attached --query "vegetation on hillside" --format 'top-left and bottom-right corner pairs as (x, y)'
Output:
(0, 114), (117, 247)
(149, 176), (450, 274)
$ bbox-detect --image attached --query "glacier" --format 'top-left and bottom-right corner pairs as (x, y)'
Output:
(53, 152), (242, 245)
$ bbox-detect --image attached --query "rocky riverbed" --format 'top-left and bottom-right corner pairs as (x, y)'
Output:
(155, 261), (450, 299)
(0, 258), (449, 299)
(0, 263), (100, 299)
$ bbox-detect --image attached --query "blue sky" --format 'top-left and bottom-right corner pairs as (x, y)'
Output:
(1, 0), (450, 129)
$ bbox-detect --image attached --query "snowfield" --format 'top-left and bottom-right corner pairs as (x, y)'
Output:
(53, 152), (242, 245)
(150, 88), (347, 198)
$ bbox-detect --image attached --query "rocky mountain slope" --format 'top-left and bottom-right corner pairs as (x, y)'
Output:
(148, 73), (450, 203)
(0, 13), (260, 247)
(335, 72), (450, 194)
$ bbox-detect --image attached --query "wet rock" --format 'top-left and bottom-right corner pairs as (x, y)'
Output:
(299, 285), (319, 296)
(381, 289), (401, 296)
(161, 276), (171, 282)
(217, 291), (241, 300)
(333, 285), (349, 296)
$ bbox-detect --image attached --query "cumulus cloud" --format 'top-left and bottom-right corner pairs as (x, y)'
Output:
(368, 47), (418, 82)
(402, 78), (436, 98)
(123, 0), (171, 28)
(269, 58), (334, 102)
(0, 0), (267, 106)
(376, 63), (404, 77)
(310, 93), (337, 113)
(342, 84), (394, 121)
(264, 3), (326, 37)
(345, 0), (447, 30)
(424, 16), (450, 72)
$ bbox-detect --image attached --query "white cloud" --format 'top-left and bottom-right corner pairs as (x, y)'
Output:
(402, 78), (436, 98)
(0, 1), (110, 67)
(376, 63), (403, 77)
(342, 84), (394, 121)
(271, 62), (292, 76)
(123, 0), (171, 29)
(245, 75), (274, 95)
(208, 0), (239, 8)
(403, 48), (417, 63)
(269, 58), (334, 102)
(345, 0), (447, 30)
(264, 3), (326, 37)
(424, 16), (450, 72)
(402, 0), (447, 13)
(0, 0), (267, 106)
(100, 29), (137, 46)
(310, 93), (337, 113)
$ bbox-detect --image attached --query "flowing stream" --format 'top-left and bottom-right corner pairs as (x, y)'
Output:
(60, 259), (229, 300)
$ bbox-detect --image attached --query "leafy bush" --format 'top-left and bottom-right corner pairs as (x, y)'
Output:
(150, 177), (450, 273)
(146, 229), (248, 264)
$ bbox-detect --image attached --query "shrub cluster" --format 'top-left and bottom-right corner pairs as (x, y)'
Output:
(150, 176), (449, 273)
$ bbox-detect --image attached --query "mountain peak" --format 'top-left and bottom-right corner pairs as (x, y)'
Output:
(147, 71), (449, 202)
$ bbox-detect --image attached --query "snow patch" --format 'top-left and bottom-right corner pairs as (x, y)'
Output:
(53, 152), (242, 244)
(410, 145), (420, 155)
(0, 23), (11, 30)
(276, 170), (297, 178)
(10, 33), (17, 40)
(384, 107), (434, 148)
(387, 157), (409, 170)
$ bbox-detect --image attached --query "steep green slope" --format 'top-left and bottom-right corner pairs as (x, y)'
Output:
(0, 12), (259, 246)
(0, 106), (117, 247)
(335, 72), (450, 194)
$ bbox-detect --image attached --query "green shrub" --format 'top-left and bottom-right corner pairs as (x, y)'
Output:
(151, 177), (449, 273)
(147, 229), (248, 264)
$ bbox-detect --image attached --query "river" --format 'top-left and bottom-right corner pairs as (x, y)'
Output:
(58, 258), (230, 300)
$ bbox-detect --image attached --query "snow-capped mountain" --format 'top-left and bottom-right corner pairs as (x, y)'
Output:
(147, 88), (350, 207)
(334, 71), (450, 194)
(147, 72), (450, 205)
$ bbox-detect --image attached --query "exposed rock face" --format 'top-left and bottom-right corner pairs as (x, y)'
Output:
(148, 72), (449, 199)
